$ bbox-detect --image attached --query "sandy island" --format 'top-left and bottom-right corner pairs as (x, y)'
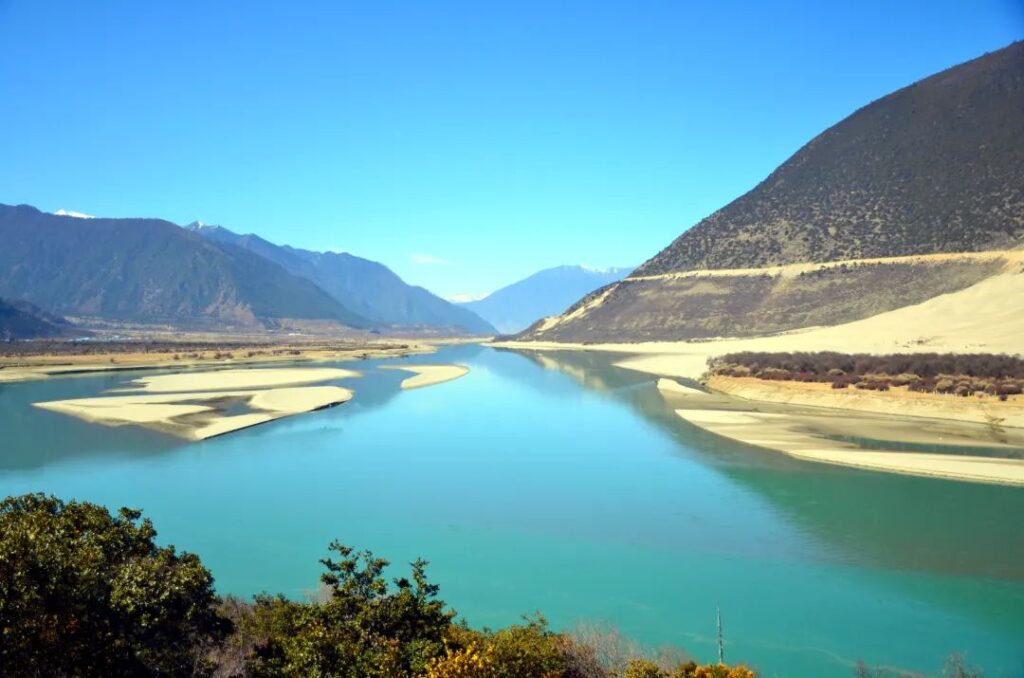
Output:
(379, 364), (469, 389)
(34, 367), (358, 441)
(121, 367), (360, 393)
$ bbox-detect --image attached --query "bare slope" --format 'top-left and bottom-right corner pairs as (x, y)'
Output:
(639, 42), (1024, 275)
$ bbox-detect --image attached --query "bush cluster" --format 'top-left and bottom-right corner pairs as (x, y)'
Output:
(709, 352), (1024, 399)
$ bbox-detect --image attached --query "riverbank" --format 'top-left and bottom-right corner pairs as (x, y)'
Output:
(0, 339), (437, 383)
(674, 407), (1024, 486)
(706, 375), (1024, 429)
(656, 377), (1024, 486)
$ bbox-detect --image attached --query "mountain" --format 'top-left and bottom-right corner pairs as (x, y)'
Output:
(460, 265), (632, 334)
(520, 42), (1024, 343)
(187, 223), (495, 335)
(0, 204), (368, 330)
(0, 298), (81, 341)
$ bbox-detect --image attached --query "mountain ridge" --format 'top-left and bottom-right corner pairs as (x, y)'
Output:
(187, 223), (495, 335)
(0, 204), (368, 331)
(636, 41), (1024, 276)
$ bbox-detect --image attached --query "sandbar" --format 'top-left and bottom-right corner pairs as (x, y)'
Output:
(380, 364), (469, 389)
(35, 385), (353, 441)
(124, 367), (359, 393)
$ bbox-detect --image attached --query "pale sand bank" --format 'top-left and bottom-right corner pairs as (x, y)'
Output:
(35, 385), (353, 441)
(0, 363), (170, 383)
(675, 408), (1024, 486)
(380, 364), (469, 389)
(124, 367), (359, 393)
(707, 376), (1024, 429)
(495, 270), (1024, 381)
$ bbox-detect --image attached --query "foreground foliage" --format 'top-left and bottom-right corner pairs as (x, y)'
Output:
(0, 494), (226, 676)
(6, 493), (975, 676)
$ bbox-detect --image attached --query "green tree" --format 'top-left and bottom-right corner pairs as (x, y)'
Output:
(245, 541), (455, 677)
(0, 493), (226, 676)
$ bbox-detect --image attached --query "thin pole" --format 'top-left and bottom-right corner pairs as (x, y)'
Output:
(716, 605), (724, 664)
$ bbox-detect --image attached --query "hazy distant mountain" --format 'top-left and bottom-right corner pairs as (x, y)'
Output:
(0, 204), (368, 330)
(522, 42), (1024, 342)
(461, 265), (632, 334)
(188, 223), (495, 335)
(0, 298), (80, 341)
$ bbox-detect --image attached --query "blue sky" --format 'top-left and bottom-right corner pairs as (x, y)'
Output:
(1, 1), (1021, 299)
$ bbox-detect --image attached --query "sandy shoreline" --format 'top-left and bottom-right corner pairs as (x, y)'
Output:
(0, 341), (437, 384)
(674, 408), (1024, 486)
(380, 364), (469, 389)
(652, 376), (1024, 485)
(706, 376), (1024, 429)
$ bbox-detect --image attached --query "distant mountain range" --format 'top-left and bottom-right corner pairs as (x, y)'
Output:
(0, 298), (80, 341)
(0, 204), (366, 331)
(187, 224), (494, 335)
(521, 42), (1024, 342)
(0, 204), (492, 335)
(460, 265), (632, 334)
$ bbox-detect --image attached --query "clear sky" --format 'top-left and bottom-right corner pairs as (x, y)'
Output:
(1, 1), (1021, 299)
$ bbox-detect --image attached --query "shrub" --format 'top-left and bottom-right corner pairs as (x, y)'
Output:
(0, 494), (227, 676)
(889, 373), (919, 386)
(625, 658), (666, 677)
(759, 367), (791, 381)
(244, 541), (454, 677)
(423, 643), (493, 677)
(998, 381), (1023, 395)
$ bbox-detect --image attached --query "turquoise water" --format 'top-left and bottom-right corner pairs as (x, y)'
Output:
(1, 345), (1022, 677)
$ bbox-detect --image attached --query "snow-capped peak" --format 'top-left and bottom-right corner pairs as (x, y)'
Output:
(55, 208), (95, 219)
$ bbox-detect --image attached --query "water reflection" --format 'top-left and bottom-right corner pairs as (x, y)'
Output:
(512, 349), (1024, 583)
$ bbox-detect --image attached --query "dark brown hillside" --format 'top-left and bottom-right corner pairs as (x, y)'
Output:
(636, 41), (1024, 276)
(0, 298), (81, 341)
